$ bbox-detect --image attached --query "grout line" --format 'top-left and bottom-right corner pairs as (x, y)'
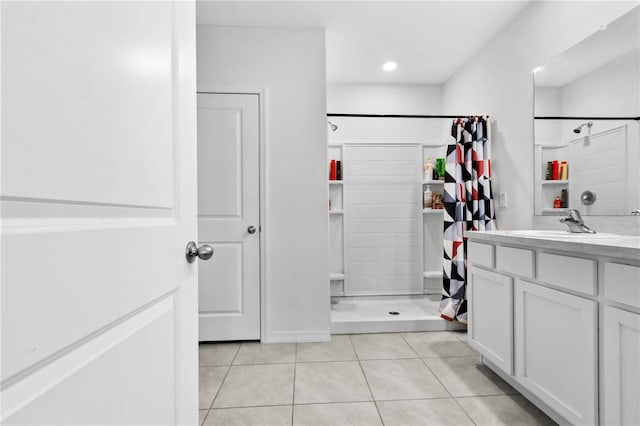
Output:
(399, 332), (421, 359)
(350, 335), (385, 425)
(415, 350), (480, 425)
(207, 365), (232, 411)
(291, 343), (298, 425)
(206, 342), (241, 410)
(200, 409), (209, 426)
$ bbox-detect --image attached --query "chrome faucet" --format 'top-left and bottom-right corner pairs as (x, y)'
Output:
(560, 209), (596, 233)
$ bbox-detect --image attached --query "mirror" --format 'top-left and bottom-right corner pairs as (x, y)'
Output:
(533, 6), (639, 216)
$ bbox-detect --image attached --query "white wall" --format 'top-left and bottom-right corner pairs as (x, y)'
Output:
(327, 83), (446, 143)
(443, 1), (638, 231)
(197, 25), (330, 342)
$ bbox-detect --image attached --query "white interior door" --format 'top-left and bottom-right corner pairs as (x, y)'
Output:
(1, 2), (198, 424)
(197, 93), (261, 341)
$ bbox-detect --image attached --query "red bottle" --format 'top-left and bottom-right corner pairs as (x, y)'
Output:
(554, 196), (562, 208)
(330, 160), (337, 180)
(552, 160), (559, 180)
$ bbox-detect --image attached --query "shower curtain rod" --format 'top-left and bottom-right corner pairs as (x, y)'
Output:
(535, 116), (640, 121)
(327, 113), (487, 119)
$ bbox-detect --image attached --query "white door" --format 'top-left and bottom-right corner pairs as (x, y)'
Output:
(197, 93), (261, 341)
(1, 2), (199, 424)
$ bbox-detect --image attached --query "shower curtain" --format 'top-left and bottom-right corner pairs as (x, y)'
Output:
(440, 116), (496, 324)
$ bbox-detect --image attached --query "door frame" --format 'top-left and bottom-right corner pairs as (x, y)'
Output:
(196, 85), (268, 342)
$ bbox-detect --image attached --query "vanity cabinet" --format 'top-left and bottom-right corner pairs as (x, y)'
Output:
(515, 279), (597, 425)
(603, 306), (640, 426)
(468, 266), (514, 374)
(466, 231), (640, 425)
(602, 262), (640, 426)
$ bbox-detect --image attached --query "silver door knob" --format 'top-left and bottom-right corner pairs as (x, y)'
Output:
(185, 241), (214, 263)
(247, 226), (257, 234)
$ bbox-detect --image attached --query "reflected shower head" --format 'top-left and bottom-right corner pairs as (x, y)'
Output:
(573, 122), (593, 134)
(328, 120), (338, 132)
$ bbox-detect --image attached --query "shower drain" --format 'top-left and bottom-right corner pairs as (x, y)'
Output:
(388, 311), (400, 315)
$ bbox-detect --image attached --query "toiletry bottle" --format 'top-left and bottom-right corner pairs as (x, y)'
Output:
(554, 196), (561, 208)
(560, 161), (568, 180)
(336, 160), (342, 180)
(424, 158), (433, 181)
(424, 186), (432, 209)
(330, 160), (337, 180)
(560, 189), (568, 208)
(546, 162), (553, 180)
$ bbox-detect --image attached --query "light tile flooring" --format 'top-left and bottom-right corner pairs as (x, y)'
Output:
(199, 332), (557, 425)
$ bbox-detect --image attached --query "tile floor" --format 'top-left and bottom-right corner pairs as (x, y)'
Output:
(199, 332), (557, 425)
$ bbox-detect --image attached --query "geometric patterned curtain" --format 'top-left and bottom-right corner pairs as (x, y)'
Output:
(439, 116), (497, 324)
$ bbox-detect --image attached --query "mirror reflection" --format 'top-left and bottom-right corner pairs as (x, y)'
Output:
(533, 6), (639, 216)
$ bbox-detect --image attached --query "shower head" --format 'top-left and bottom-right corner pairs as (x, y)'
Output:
(328, 120), (338, 132)
(573, 122), (593, 134)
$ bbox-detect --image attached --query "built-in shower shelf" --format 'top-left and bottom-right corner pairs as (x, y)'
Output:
(329, 210), (344, 215)
(422, 180), (444, 185)
(541, 180), (569, 185)
(423, 271), (443, 278)
(423, 209), (444, 214)
(330, 273), (345, 281)
(541, 208), (570, 215)
(329, 180), (343, 185)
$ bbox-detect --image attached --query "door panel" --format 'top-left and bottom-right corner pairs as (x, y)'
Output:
(468, 266), (514, 375)
(1, 1), (198, 424)
(603, 306), (640, 426)
(197, 93), (260, 341)
(515, 279), (597, 425)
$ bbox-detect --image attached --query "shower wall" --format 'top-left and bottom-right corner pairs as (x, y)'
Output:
(344, 144), (423, 295)
(327, 84), (449, 298)
(327, 83), (447, 143)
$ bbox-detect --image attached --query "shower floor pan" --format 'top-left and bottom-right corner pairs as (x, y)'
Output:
(330, 294), (466, 334)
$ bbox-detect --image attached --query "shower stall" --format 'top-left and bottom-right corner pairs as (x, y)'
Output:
(328, 139), (464, 334)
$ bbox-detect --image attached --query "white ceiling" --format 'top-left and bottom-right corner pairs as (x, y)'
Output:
(196, 1), (531, 84)
(534, 5), (639, 87)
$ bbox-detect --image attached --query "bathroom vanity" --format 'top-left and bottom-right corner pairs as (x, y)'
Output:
(466, 230), (640, 426)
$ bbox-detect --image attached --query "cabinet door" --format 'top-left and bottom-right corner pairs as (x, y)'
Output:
(515, 279), (597, 425)
(468, 267), (513, 374)
(603, 306), (640, 426)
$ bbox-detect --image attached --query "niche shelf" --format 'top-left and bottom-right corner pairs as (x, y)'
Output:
(423, 270), (443, 278)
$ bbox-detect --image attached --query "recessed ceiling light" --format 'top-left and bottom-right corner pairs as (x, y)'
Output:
(532, 66), (542, 73)
(382, 61), (397, 71)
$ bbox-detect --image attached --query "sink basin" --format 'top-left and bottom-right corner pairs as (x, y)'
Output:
(503, 230), (618, 239)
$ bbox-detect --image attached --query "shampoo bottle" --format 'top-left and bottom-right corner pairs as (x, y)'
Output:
(424, 185), (433, 209)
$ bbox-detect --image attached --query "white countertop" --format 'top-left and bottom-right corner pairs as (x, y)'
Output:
(466, 230), (640, 262)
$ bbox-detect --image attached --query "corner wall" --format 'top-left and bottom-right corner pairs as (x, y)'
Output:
(197, 25), (330, 342)
(442, 1), (637, 231)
